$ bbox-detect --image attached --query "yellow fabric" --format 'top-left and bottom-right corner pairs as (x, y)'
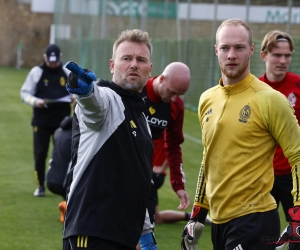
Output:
(195, 73), (300, 224)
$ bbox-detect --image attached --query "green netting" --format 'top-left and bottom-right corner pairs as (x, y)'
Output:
(53, 0), (300, 110)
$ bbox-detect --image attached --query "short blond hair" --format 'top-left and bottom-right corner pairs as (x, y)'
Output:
(261, 30), (294, 53)
(216, 18), (253, 45)
(112, 29), (152, 59)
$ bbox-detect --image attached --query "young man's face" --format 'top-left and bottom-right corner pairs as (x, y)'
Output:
(110, 41), (152, 92)
(261, 41), (292, 81)
(215, 24), (254, 85)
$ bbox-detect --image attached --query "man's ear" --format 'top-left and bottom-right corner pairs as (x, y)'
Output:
(110, 59), (114, 74)
(43, 54), (47, 62)
(260, 51), (267, 61)
(149, 64), (152, 77)
(159, 75), (165, 84)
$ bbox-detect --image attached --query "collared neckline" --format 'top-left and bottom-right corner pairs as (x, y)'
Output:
(218, 73), (254, 95)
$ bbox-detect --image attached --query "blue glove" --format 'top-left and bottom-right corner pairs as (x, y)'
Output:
(139, 232), (157, 250)
(65, 61), (97, 96)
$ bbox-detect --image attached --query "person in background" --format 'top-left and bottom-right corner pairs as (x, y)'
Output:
(20, 44), (73, 197)
(46, 101), (76, 223)
(63, 29), (156, 250)
(259, 30), (300, 222)
(142, 62), (191, 229)
(181, 18), (300, 250)
(259, 30), (300, 250)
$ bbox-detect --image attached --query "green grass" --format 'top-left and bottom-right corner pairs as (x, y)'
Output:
(0, 67), (288, 249)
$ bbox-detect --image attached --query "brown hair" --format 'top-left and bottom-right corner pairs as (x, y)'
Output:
(112, 29), (152, 59)
(261, 30), (294, 53)
(216, 18), (253, 45)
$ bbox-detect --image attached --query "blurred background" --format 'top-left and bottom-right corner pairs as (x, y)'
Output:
(1, 0), (300, 110)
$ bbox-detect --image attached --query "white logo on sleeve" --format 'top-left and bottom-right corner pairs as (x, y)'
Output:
(233, 244), (243, 250)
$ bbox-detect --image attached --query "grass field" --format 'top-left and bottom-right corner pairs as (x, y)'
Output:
(0, 67), (287, 249)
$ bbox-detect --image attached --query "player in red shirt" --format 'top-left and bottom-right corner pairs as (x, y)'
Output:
(142, 63), (191, 227)
(259, 30), (300, 228)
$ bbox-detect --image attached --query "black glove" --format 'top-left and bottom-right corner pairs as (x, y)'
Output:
(65, 61), (96, 95)
(276, 207), (300, 249)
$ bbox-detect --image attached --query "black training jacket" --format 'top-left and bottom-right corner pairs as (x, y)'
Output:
(63, 80), (153, 248)
(20, 62), (71, 128)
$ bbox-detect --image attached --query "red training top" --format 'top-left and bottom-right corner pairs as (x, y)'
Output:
(259, 72), (300, 175)
(145, 77), (186, 192)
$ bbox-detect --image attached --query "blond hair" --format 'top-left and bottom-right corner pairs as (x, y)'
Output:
(112, 29), (152, 59)
(216, 18), (253, 45)
(261, 30), (294, 53)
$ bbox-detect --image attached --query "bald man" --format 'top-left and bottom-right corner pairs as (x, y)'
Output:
(142, 62), (191, 228)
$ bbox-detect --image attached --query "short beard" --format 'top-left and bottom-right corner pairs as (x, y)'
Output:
(220, 59), (249, 79)
(118, 80), (144, 92)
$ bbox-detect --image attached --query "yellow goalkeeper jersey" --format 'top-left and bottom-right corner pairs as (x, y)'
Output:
(195, 73), (300, 224)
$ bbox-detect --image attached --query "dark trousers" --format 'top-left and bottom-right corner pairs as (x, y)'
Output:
(271, 173), (293, 222)
(33, 126), (56, 187)
(212, 209), (280, 250)
(63, 236), (136, 250)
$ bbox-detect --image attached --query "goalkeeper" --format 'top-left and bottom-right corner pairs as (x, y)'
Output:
(181, 18), (300, 250)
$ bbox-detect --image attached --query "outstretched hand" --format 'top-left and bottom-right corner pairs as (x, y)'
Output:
(65, 61), (97, 95)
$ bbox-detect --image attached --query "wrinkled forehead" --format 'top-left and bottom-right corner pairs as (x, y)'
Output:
(114, 41), (151, 59)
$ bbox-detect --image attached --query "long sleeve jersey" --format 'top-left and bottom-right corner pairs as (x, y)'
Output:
(63, 80), (153, 249)
(20, 62), (72, 128)
(143, 77), (186, 192)
(259, 72), (300, 175)
(194, 73), (300, 224)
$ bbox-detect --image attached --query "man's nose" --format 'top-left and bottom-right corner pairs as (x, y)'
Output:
(227, 47), (237, 59)
(279, 55), (288, 63)
(130, 59), (139, 69)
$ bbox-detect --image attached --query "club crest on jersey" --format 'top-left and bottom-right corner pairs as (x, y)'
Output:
(149, 106), (155, 115)
(288, 92), (296, 106)
(130, 120), (137, 137)
(60, 77), (66, 86)
(239, 104), (251, 123)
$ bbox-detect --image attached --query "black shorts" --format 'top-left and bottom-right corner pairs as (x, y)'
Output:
(212, 209), (280, 250)
(63, 236), (135, 250)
